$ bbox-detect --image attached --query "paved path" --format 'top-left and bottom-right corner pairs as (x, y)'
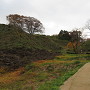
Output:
(60, 63), (90, 90)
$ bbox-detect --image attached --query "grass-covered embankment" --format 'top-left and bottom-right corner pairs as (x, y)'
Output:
(0, 54), (89, 90)
(0, 24), (68, 70)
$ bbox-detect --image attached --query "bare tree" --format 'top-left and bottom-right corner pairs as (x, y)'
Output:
(85, 19), (90, 30)
(68, 28), (83, 53)
(7, 14), (44, 34)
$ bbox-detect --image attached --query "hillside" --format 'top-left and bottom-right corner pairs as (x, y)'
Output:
(0, 24), (68, 69)
(0, 24), (90, 90)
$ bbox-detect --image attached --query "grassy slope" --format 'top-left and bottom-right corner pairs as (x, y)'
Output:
(0, 24), (67, 51)
(0, 54), (89, 90)
(0, 24), (68, 69)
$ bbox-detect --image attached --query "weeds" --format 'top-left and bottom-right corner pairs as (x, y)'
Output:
(0, 54), (89, 90)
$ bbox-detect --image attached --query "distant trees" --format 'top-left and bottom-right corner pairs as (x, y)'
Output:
(58, 30), (71, 41)
(68, 29), (82, 54)
(58, 29), (83, 54)
(7, 14), (44, 34)
(70, 29), (82, 42)
(81, 39), (90, 53)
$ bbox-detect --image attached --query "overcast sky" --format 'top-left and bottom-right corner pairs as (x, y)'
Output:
(0, 0), (90, 37)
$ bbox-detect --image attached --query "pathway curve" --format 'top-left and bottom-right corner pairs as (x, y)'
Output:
(60, 63), (90, 90)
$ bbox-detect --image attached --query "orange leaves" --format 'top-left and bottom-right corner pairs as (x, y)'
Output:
(67, 41), (80, 48)
(67, 42), (74, 48)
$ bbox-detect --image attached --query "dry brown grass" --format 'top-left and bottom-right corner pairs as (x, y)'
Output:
(0, 67), (25, 84)
(33, 59), (73, 66)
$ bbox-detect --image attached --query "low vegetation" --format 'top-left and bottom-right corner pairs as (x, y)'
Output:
(0, 54), (89, 90)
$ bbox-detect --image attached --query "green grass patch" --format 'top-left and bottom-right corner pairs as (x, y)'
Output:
(38, 63), (85, 90)
(55, 54), (90, 61)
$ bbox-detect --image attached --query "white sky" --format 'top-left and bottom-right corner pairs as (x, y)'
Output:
(0, 0), (90, 37)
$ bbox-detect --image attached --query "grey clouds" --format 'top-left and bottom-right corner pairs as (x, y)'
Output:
(0, 0), (90, 37)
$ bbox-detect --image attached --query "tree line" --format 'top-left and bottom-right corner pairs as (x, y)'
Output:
(5, 14), (90, 54)
(58, 29), (90, 54)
